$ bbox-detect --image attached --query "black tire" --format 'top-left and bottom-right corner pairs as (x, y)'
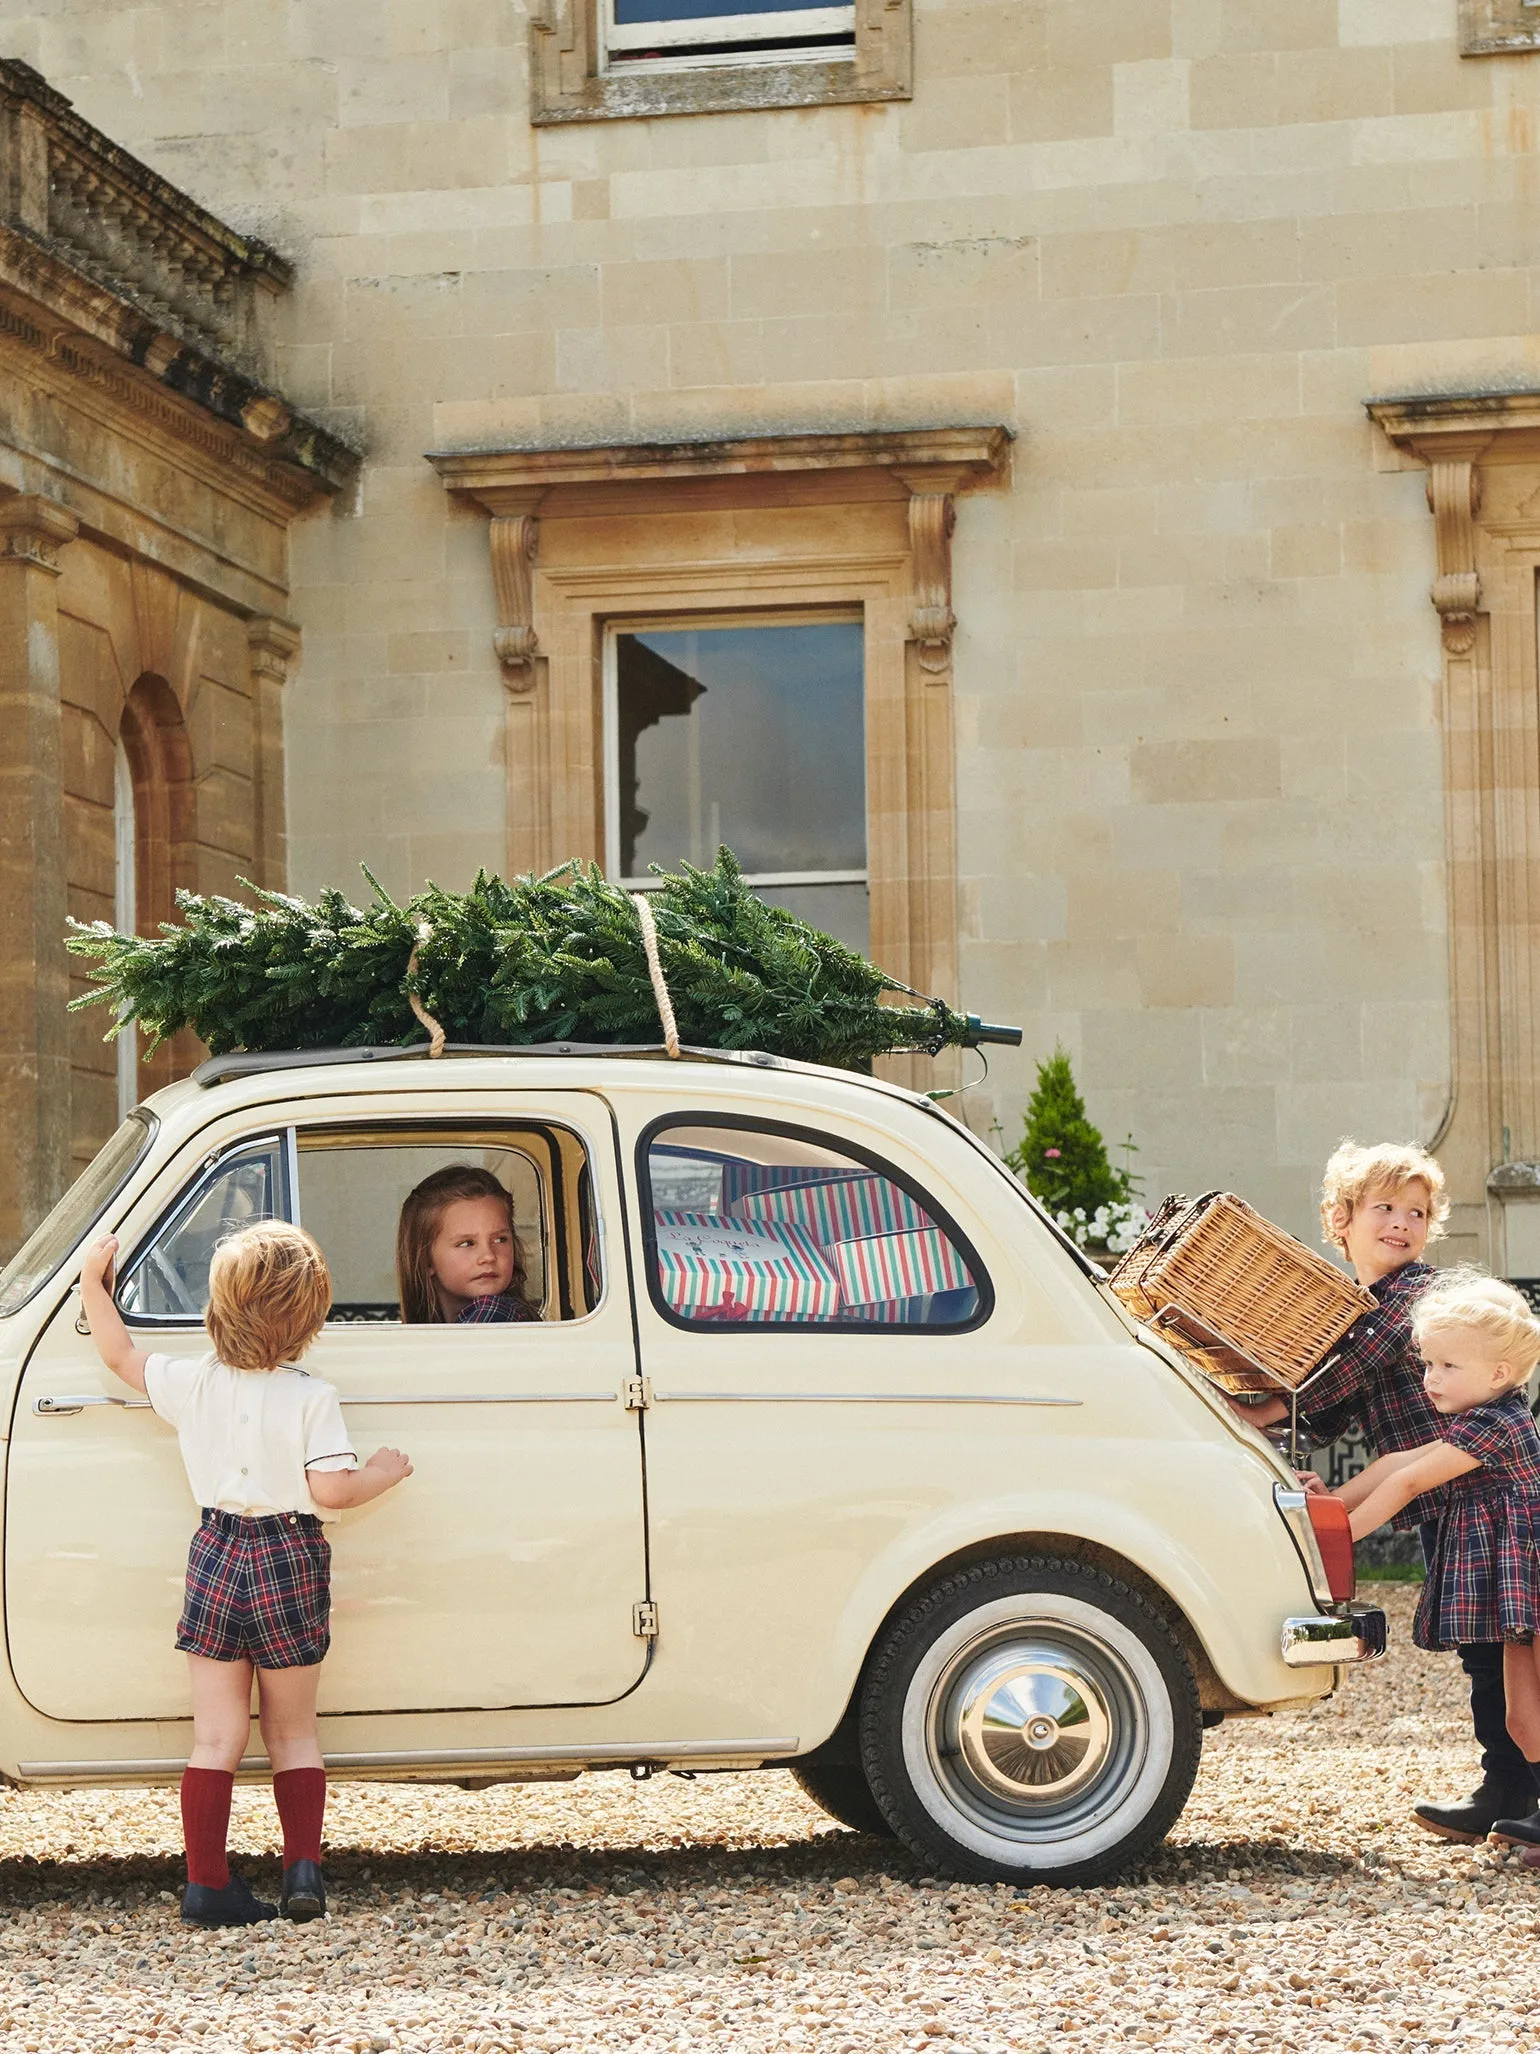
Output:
(791, 1762), (896, 1838)
(858, 1554), (1202, 1885)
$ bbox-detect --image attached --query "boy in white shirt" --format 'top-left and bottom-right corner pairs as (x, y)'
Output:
(80, 1220), (412, 1928)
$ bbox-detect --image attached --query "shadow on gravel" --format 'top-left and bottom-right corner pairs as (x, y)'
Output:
(0, 1829), (1365, 1913)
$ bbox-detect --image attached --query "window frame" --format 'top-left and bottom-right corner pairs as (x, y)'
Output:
(529, 0), (911, 126)
(114, 1117), (609, 1331)
(601, 1), (855, 71)
(635, 1109), (993, 1337)
(601, 607), (869, 923)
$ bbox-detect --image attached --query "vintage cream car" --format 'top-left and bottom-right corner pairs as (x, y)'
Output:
(0, 1045), (1380, 1885)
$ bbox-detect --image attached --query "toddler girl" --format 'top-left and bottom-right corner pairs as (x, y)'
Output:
(396, 1164), (538, 1324)
(79, 1220), (413, 1926)
(1330, 1272), (1540, 1851)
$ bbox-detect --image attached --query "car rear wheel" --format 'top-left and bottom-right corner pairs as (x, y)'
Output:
(791, 1762), (895, 1838)
(858, 1554), (1202, 1885)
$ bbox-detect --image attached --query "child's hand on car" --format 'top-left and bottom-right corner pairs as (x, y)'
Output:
(81, 1235), (118, 1289)
(1294, 1469), (1324, 1495)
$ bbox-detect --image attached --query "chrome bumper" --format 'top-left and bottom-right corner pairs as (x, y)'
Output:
(1280, 1607), (1387, 1668)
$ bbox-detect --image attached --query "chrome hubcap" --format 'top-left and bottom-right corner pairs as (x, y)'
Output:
(956, 1655), (1112, 1803)
(925, 1624), (1147, 1840)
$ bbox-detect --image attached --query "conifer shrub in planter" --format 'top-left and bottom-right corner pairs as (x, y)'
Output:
(1005, 1044), (1148, 1263)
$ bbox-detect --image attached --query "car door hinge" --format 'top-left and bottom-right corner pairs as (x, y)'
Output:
(632, 1600), (659, 1639)
(624, 1374), (652, 1411)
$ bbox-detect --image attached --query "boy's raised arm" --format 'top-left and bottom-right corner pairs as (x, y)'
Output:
(78, 1236), (150, 1395)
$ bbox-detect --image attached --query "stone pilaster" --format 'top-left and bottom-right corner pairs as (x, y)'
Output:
(247, 615), (300, 892)
(0, 491), (79, 1254)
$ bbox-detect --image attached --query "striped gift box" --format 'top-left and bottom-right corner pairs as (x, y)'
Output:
(654, 1211), (839, 1321)
(829, 1226), (971, 1309)
(729, 1169), (926, 1248)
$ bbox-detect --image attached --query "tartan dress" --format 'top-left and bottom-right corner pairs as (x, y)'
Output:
(1414, 1390), (1540, 1650)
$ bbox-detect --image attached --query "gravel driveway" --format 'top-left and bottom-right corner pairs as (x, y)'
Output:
(0, 1586), (1532, 2052)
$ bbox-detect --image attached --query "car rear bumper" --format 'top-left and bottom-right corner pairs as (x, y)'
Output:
(1280, 1607), (1388, 1667)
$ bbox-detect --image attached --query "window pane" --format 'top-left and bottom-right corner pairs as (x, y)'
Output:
(646, 1123), (983, 1330)
(119, 1137), (286, 1321)
(0, 1113), (155, 1318)
(616, 0), (834, 18)
(296, 1135), (551, 1323)
(615, 621), (864, 879)
(755, 879), (869, 955)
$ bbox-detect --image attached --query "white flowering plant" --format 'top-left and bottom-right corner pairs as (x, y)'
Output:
(1053, 1201), (1151, 1257)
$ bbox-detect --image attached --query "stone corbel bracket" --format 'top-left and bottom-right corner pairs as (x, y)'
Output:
(1427, 458), (1483, 656)
(489, 507), (542, 692)
(0, 489), (80, 570)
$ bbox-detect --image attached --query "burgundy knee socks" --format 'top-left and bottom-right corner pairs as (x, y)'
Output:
(273, 1767), (327, 1867)
(180, 1767), (234, 1890)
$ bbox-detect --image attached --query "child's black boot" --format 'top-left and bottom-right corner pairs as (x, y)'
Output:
(1485, 1761), (1540, 1851)
(1414, 1778), (1537, 1842)
(280, 1859), (326, 1921)
(181, 1873), (278, 1927)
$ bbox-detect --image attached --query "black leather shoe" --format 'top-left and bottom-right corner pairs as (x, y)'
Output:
(181, 1874), (278, 1927)
(280, 1858), (326, 1921)
(1489, 1813), (1540, 1851)
(1413, 1783), (1538, 1843)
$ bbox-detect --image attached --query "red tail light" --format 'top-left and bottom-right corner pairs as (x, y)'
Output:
(1306, 1493), (1355, 1603)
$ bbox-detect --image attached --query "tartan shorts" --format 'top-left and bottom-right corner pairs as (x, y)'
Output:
(176, 1508), (331, 1669)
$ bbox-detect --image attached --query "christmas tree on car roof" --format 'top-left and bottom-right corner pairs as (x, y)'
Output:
(65, 848), (1019, 1073)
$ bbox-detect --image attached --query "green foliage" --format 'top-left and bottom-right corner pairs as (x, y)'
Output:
(65, 849), (970, 1071)
(1005, 1043), (1136, 1216)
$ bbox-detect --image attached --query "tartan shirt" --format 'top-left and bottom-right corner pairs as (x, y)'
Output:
(1295, 1259), (1445, 1529)
(457, 1290), (539, 1325)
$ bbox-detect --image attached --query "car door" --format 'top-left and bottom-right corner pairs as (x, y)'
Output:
(614, 1086), (1100, 1736)
(5, 1090), (649, 1722)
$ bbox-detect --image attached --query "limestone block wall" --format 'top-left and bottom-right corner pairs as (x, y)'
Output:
(6, 0), (1536, 1242)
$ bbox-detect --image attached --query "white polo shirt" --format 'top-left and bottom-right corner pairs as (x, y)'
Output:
(144, 1352), (358, 1523)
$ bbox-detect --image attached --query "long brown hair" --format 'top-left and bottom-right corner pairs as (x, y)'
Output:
(396, 1165), (533, 1323)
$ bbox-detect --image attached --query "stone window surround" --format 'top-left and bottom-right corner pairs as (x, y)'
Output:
(1367, 389), (1540, 1265)
(529, 0), (911, 124)
(427, 423), (1009, 1084)
(1459, 0), (1540, 56)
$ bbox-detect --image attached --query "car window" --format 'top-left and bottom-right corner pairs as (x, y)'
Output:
(0, 1111), (157, 1319)
(118, 1134), (288, 1321)
(642, 1119), (986, 1331)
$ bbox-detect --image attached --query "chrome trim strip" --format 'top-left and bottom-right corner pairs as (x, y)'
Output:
(1273, 1483), (1334, 1609)
(652, 1391), (1083, 1407)
(17, 1737), (802, 1780)
(34, 1392), (617, 1415)
(1280, 1609), (1386, 1667)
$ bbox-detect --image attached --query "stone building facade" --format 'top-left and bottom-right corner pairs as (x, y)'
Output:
(2, 1), (1540, 1268)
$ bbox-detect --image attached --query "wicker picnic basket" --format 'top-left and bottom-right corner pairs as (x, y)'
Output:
(1107, 1191), (1375, 1397)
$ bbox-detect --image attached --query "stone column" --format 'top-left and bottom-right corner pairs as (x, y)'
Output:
(247, 616), (300, 892)
(0, 493), (79, 1255)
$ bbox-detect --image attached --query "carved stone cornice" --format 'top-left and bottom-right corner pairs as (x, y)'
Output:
(0, 491), (79, 571)
(429, 425), (1010, 686)
(0, 60), (357, 506)
(427, 425), (1010, 509)
(489, 512), (541, 691)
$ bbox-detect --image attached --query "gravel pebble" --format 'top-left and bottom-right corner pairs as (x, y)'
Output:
(0, 1587), (1528, 2051)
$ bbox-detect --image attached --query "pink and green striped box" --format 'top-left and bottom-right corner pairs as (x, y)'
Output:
(654, 1210), (839, 1321)
(729, 1170), (926, 1248)
(828, 1227), (972, 1309)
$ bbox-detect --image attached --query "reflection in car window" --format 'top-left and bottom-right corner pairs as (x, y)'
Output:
(118, 1135), (286, 1321)
(0, 1111), (156, 1318)
(645, 1122), (984, 1330)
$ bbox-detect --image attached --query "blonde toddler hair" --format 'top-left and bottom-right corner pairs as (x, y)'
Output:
(1319, 1138), (1450, 1254)
(206, 1221), (332, 1372)
(1412, 1269), (1540, 1387)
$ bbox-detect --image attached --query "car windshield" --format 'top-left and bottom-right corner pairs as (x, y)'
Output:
(0, 1111), (156, 1319)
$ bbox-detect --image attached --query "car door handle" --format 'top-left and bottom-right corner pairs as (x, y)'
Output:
(34, 1395), (152, 1416)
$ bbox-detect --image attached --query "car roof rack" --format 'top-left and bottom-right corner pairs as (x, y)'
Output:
(191, 1042), (791, 1088)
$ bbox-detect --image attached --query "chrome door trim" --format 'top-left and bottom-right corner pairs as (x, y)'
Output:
(651, 1391), (1083, 1407)
(17, 1736), (801, 1780)
(34, 1392), (618, 1414)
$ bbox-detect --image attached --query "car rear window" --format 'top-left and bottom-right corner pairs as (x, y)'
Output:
(641, 1117), (987, 1331)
